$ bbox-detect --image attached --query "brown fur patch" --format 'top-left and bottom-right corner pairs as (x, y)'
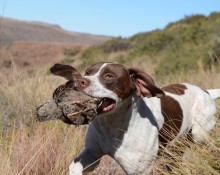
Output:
(159, 96), (183, 146)
(100, 64), (133, 100)
(84, 62), (106, 75)
(162, 84), (187, 95)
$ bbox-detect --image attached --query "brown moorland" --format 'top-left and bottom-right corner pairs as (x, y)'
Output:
(0, 18), (112, 81)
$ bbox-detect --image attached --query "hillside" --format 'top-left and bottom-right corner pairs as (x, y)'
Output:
(2, 13), (220, 80)
(0, 18), (111, 48)
(0, 41), (85, 80)
(78, 12), (220, 80)
(0, 18), (111, 80)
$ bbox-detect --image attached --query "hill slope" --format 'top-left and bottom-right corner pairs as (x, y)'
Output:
(0, 18), (111, 48)
(0, 41), (84, 79)
(0, 18), (112, 80)
(79, 12), (220, 79)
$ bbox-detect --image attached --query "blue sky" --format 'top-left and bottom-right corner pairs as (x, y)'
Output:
(1, 0), (220, 37)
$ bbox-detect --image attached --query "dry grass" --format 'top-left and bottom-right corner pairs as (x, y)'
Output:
(0, 63), (219, 175)
(152, 116), (220, 175)
(0, 66), (87, 175)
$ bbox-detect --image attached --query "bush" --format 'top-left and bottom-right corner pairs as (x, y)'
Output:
(202, 41), (220, 70)
(101, 38), (132, 53)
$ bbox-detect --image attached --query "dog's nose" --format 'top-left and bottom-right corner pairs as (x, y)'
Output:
(79, 78), (90, 89)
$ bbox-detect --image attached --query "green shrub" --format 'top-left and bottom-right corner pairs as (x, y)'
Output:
(78, 12), (220, 77)
(202, 41), (220, 70)
(64, 48), (81, 57)
(101, 38), (132, 53)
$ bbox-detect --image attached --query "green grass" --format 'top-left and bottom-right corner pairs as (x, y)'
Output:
(78, 12), (220, 78)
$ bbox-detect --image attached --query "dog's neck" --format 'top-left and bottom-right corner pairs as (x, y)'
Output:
(91, 94), (159, 171)
(94, 93), (159, 130)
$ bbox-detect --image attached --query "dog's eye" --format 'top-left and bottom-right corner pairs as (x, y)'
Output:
(104, 73), (114, 80)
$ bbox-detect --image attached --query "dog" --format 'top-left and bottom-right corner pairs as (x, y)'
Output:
(51, 62), (220, 175)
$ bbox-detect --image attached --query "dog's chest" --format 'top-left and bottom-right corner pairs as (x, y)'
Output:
(113, 112), (159, 174)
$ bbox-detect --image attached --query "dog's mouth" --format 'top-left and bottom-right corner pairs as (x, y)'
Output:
(97, 98), (116, 114)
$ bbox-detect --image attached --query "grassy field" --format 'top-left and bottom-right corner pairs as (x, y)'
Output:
(0, 62), (220, 175)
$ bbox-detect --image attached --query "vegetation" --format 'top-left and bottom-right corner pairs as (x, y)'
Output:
(0, 12), (220, 174)
(1, 18), (110, 48)
(0, 64), (219, 174)
(79, 12), (220, 80)
(61, 47), (81, 64)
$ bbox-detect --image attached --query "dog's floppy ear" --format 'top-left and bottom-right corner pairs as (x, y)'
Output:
(128, 68), (165, 98)
(50, 63), (82, 81)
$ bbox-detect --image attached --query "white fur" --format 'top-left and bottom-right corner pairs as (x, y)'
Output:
(113, 96), (159, 174)
(184, 83), (217, 142)
(69, 162), (83, 175)
(69, 65), (219, 175)
(84, 63), (121, 105)
(207, 89), (220, 100)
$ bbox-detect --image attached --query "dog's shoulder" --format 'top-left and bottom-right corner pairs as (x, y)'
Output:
(161, 83), (187, 95)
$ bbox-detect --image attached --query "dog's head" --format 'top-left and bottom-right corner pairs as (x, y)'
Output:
(50, 62), (164, 115)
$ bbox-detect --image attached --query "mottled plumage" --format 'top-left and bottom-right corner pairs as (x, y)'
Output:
(36, 81), (99, 125)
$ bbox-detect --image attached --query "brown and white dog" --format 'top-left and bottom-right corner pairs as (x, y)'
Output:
(51, 62), (220, 175)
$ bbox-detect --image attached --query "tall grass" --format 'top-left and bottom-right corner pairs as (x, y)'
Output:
(0, 66), (86, 175)
(0, 64), (219, 175)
